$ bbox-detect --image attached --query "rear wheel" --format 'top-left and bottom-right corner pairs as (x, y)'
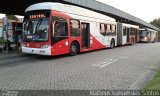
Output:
(70, 42), (78, 56)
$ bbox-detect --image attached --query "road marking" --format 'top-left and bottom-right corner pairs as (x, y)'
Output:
(98, 59), (113, 66)
(92, 59), (118, 68)
(92, 59), (113, 67)
(120, 56), (129, 59)
(100, 59), (118, 68)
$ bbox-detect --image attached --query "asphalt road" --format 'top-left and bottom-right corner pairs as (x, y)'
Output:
(0, 43), (160, 91)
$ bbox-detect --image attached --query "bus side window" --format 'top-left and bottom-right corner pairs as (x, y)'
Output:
(70, 19), (80, 36)
(123, 27), (127, 36)
(111, 25), (116, 35)
(130, 28), (135, 35)
(52, 17), (68, 37)
(106, 24), (111, 35)
(100, 23), (106, 36)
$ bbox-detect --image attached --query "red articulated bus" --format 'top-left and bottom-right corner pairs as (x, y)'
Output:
(22, 2), (139, 56)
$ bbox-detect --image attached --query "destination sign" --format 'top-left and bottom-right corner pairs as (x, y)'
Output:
(29, 14), (46, 19)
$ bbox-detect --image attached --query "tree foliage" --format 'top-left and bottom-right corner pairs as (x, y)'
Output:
(150, 18), (160, 28)
(150, 18), (160, 41)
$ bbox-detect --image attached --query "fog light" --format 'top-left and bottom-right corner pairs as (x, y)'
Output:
(41, 45), (50, 49)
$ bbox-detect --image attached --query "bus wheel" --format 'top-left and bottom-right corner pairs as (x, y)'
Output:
(70, 42), (78, 56)
(110, 40), (115, 49)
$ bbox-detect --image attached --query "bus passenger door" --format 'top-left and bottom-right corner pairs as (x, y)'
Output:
(127, 28), (130, 43)
(122, 27), (127, 45)
(81, 23), (90, 48)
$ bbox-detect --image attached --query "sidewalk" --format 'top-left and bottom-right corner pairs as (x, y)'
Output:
(0, 46), (24, 60)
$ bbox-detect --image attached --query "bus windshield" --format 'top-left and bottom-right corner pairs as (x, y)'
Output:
(23, 18), (49, 42)
(139, 30), (148, 36)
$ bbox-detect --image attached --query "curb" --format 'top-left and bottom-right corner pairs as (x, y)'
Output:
(128, 69), (156, 90)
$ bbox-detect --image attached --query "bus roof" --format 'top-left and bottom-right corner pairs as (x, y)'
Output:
(122, 23), (139, 29)
(139, 28), (158, 32)
(25, 2), (116, 22)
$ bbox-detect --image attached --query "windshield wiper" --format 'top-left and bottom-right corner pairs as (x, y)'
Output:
(35, 18), (42, 32)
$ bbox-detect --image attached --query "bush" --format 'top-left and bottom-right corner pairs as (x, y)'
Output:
(144, 69), (160, 90)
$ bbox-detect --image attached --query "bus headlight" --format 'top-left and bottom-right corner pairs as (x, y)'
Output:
(144, 37), (147, 40)
(41, 44), (50, 49)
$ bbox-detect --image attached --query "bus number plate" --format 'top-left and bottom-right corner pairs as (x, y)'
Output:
(40, 50), (45, 53)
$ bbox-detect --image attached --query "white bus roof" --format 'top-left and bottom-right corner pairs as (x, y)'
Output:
(122, 23), (139, 29)
(25, 2), (116, 23)
(140, 28), (158, 32)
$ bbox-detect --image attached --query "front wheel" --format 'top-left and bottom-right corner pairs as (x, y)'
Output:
(70, 42), (78, 56)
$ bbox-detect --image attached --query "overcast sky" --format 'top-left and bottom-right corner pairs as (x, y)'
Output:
(96, 0), (160, 23)
(0, 0), (160, 23)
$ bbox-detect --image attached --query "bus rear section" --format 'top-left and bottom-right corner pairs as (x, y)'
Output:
(139, 28), (157, 43)
(117, 23), (139, 46)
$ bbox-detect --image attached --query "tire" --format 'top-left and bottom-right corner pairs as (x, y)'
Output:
(70, 42), (78, 56)
(110, 40), (114, 49)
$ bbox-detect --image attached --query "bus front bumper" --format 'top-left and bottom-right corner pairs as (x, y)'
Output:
(139, 37), (148, 42)
(22, 46), (51, 56)
(139, 39), (147, 42)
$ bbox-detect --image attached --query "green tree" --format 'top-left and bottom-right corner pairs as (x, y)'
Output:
(150, 18), (160, 28)
(150, 18), (160, 41)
